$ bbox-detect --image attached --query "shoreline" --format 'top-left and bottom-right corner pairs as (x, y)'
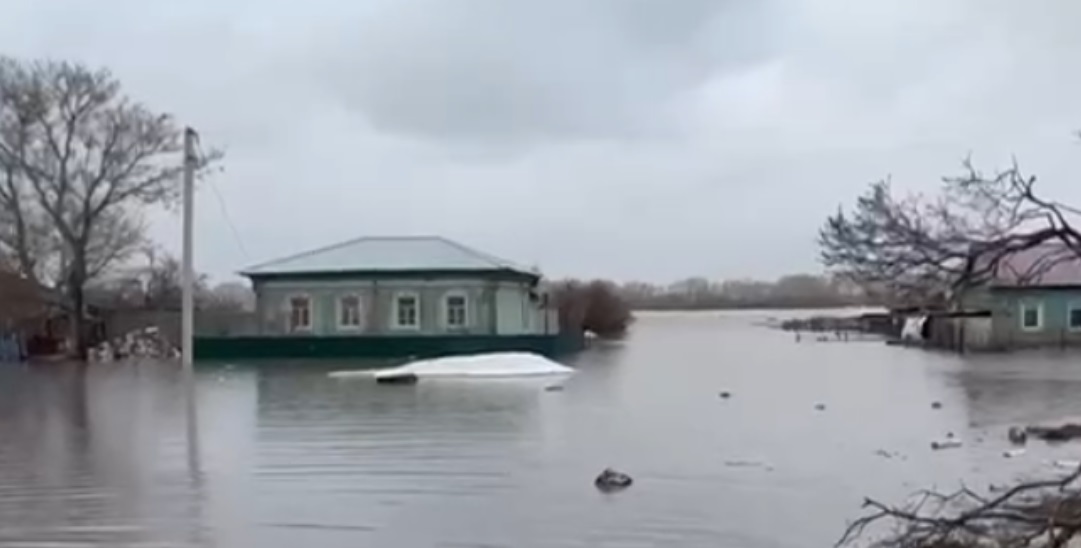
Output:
(629, 304), (882, 312)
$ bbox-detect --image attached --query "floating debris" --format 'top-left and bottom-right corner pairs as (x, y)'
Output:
(594, 468), (633, 493)
(725, 460), (770, 468)
(544, 385), (564, 392)
(1008, 426), (1028, 445)
(1053, 459), (1081, 469)
(814, 403), (826, 411)
(931, 438), (963, 450)
(718, 391), (731, 399)
(375, 373), (419, 385)
(1026, 423), (1081, 443)
(1002, 449), (1026, 458)
(89, 326), (178, 363)
(931, 401), (943, 410)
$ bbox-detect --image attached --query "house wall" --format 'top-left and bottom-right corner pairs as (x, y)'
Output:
(251, 277), (552, 336)
(957, 287), (994, 311)
(987, 289), (1081, 349)
(961, 317), (993, 350)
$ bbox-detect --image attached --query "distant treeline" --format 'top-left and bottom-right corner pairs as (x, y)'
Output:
(583, 274), (872, 311)
(541, 274), (873, 341)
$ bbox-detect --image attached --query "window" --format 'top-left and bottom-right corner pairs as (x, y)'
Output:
(394, 293), (419, 329)
(444, 293), (468, 328)
(1069, 303), (1081, 331)
(338, 295), (362, 329)
(1020, 302), (1043, 331)
(288, 296), (312, 332)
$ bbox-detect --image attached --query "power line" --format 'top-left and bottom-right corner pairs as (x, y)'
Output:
(192, 138), (251, 263)
(208, 178), (251, 262)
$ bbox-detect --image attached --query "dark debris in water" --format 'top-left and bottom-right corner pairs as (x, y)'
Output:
(375, 373), (419, 385)
(1026, 423), (1081, 443)
(594, 468), (633, 493)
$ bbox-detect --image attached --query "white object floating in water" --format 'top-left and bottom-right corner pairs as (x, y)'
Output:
(1002, 449), (1026, 458)
(900, 316), (928, 341)
(930, 439), (963, 450)
(1053, 459), (1081, 469)
(328, 352), (574, 380)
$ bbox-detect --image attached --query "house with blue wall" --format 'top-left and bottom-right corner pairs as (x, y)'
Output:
(954, 245), (1081, 350)
(194, 236), (580, 361)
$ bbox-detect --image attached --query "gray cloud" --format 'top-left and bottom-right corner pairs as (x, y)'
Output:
(307, 0), (778, 143)
(3, 0), (1081, 282)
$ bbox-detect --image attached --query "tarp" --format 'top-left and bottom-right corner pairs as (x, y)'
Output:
(900, 315), (928, 341)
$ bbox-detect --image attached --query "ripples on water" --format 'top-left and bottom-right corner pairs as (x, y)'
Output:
(3, 310), (1081, 547)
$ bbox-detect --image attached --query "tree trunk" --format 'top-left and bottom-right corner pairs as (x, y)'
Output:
(68, 284), (88, 361)
(67, 258), (89, 362)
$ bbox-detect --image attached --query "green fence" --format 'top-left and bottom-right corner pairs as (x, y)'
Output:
(194, 333), (584, 362)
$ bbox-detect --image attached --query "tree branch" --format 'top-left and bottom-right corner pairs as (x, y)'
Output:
(838, 466), (1081, 547)
(0, 56), (224, 358)
(820, 156), (1081, 305)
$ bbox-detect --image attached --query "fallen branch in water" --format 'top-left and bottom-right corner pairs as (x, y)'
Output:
(837, 465), (1081, 547)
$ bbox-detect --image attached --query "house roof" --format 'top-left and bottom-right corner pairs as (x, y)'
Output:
(0, 270), (50, 324)
(989, 244), (1081, 288)
(240, 236), (539, 279)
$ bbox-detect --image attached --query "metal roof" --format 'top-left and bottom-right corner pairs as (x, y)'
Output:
(240, 236), (537, 277)
(989, 244), (1081, 287)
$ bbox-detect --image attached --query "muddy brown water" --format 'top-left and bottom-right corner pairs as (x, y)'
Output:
(1, 310), (1080, 547)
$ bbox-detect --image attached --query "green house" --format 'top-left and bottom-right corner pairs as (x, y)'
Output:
(194, 236), (578, 361)
(952, 245), (1081, 351)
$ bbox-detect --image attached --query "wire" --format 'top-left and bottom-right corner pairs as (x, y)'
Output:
(192, 134), (251, 263)
(208, 178), (251, 262)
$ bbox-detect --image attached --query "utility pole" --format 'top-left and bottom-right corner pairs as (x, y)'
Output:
(181, 127), (201, 479)
(181, 127), (196, 372)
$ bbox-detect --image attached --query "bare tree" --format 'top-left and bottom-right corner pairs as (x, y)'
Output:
(819, 157), (1081, 305)
(548, 279), (634, 339)
(838, 466), (1081, 547)
(89, 247), (254, 312)
(139, 247), (208, 310)
(202, 281), (254, 312)
(0, 57), (221, 358)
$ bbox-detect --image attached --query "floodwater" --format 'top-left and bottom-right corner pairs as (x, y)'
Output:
(2, 311), (1081, 547)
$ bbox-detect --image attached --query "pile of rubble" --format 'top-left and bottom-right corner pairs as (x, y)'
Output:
(89, 326), (180, 362)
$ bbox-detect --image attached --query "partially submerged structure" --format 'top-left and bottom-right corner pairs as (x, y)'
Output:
(195, 236), (581, 361)
(0, 270), (76, 359)
(909, 245), (1081, 352)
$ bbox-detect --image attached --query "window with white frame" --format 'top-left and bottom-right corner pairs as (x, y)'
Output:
(288, 296), (312, 332)
(1069, 302), (1081, 331)
(1020, 302), (1043, 331)
(394, 293), (419, 328)
(338, 295), (362, 329)
(444, 293), (468, 328)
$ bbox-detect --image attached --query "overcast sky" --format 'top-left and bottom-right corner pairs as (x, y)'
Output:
(3, 0), (1081, 283)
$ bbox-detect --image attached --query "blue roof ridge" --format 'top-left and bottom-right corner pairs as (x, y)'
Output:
(433, 236), (535, 272)
(241, 235), (443, 273)
(239, 235), (536, 275)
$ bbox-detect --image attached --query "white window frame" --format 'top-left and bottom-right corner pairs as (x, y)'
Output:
(1068, 301), (1081, 332)
(1019, 301), (1043, 332)
(442, 291), (470, 329)
(336, 294), (363, 331)
(392, 291), (421, 330)
(287, 294), (313, 333)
